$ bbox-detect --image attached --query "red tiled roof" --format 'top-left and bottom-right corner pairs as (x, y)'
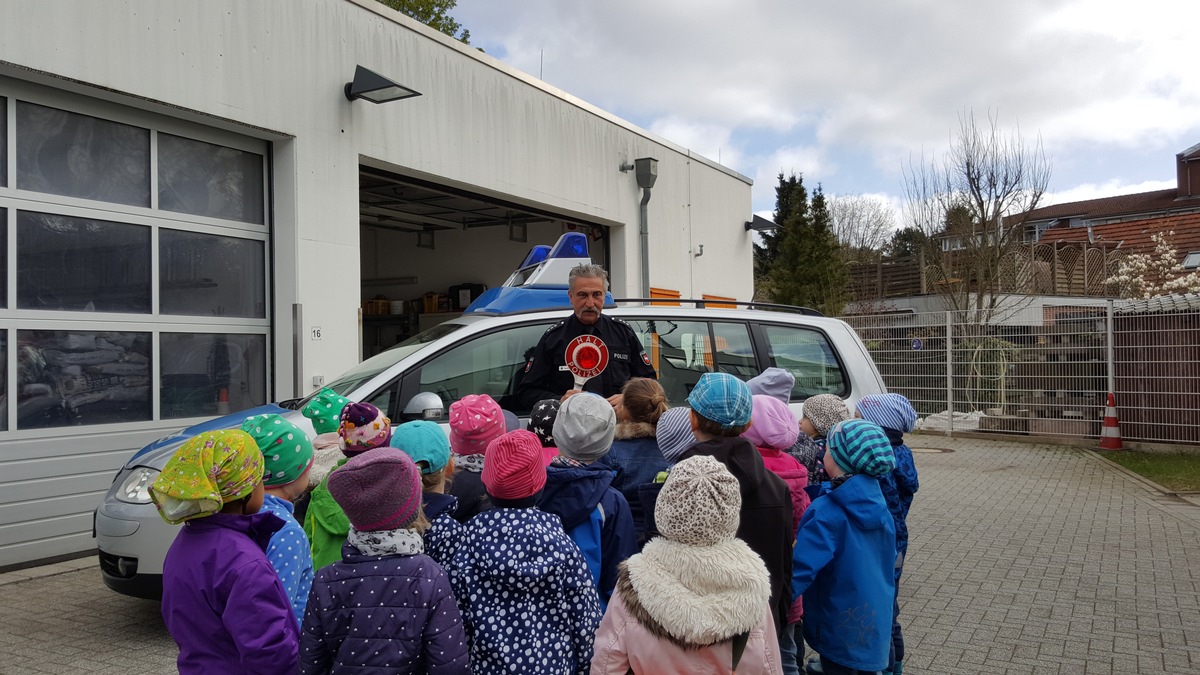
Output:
(1026, 189), (1184, 221)
(1039, 211), (1200, 258)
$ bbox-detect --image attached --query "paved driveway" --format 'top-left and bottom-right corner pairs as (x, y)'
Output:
(1, 435), (1198, 674)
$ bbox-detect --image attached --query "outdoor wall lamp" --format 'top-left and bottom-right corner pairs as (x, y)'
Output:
(344, 65), (422, 104)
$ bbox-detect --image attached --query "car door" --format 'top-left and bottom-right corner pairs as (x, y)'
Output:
(622, 318), (757, 407)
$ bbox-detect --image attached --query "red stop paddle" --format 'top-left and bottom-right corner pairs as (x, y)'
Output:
(565, 335), (610, 391)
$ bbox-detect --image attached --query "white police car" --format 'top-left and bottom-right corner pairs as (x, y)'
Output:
(95, 233), (886, 598)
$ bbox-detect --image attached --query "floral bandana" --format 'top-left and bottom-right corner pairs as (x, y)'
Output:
(347, 525), (424, 557)
(149, 430), (263, 525)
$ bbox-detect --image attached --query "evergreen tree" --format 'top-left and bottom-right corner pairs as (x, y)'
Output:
(754, 173), (807, 278)
(770, 184), (850, 316)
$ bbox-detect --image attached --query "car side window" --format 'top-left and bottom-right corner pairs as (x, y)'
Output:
(415, 323), (551, 415)
(626, 320), (753, 407)
(761, 324), (848, 400)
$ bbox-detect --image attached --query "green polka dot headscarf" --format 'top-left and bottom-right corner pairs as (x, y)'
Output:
(302, 388), (351, 435)
(241, 414), (315, 487)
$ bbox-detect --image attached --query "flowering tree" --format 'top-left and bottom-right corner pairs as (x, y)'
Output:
(1107, 231), (1200, 298)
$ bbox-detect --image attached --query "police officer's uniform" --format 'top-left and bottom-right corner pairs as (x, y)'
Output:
(516, 313), (657, 410)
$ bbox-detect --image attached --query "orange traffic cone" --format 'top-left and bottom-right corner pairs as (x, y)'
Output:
(216, 387), (231, 415)
(1097, 392), (1123, 451)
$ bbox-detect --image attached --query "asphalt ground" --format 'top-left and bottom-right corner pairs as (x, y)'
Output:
(2, 434), (1198, 674)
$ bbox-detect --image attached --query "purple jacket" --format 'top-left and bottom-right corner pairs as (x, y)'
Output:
(161, 511), (300, 675)
(300, 543), (469, 674)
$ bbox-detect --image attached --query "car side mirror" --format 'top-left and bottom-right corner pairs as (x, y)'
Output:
(402, 391), (446, 421)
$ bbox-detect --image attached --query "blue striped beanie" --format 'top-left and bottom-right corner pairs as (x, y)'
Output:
(855, 394), (918, 433)
(827, 420), (896, 477)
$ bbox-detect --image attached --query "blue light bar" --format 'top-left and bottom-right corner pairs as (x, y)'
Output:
(518, 245), (552, 269)
(548, 231), (589, 259)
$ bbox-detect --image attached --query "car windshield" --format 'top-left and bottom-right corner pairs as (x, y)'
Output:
(303, 323), (466, 401)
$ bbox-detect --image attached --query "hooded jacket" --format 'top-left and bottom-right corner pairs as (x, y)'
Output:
(422, 492), (465, 568)
(537, 462), (638, 607)
(591, 539), (783, 674)
(680, 437), (794, 633)
(304, 458), (350, 571)
(161, 511), (299, 675)
(447, 462), (489, 523)
(791, 473), (896, 672)
(607, 422), (670, 542)
(299, 543), (469, 675)
(260, 493), (314, 626)
(447, 507), (602, 675)
(878, 431), (920, 565)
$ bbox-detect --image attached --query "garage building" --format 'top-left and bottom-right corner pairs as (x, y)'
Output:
(0, 0), (754, 567)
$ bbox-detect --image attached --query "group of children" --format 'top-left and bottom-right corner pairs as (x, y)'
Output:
(148, 369), (919, 675)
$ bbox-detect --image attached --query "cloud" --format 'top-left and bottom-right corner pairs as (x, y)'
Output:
(1043, 179), (1177, 207)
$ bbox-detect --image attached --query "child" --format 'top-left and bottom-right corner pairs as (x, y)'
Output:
(743, 394), (811, 675)
(796, 394), (851, 486)
(391, 419), (465, 568)
(448, 430), (601, 675)
(447, 393), (506, 522)
(305, 401), (392, 570)
(635, 406), (697, 542)
(537, 393), (637, 607)
(300, 448), (469, 675)
(591, 456), (782, 675)
(528, 397), (563, 465)
(150, 430), (298, 675)
(855, 394), (921, 675)
(241, 413), (317, 626)
(607, 377), (671, 543)
(792, 420), (897, 675)
(296, 388), (351, 525)
(680, 372), (794, 636)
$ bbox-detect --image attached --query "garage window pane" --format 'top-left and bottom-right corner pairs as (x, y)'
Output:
(0, 207), (6, 308)
(762, 324), (847, 400)
(1, 97), (7, 187)
(18, 211), (151, 313)
(18, 329), (151, 429)
(0, 330), (5, 430)
(158, 133), (264, 224)
(160, 333), (266, 419)
(16, 101), (150, 207)
(160, 230), (265, 318)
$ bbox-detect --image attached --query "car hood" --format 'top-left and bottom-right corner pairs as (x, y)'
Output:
(127, 403), (302, 469)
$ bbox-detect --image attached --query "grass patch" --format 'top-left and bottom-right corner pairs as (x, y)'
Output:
(1098, 451), (1200, 492)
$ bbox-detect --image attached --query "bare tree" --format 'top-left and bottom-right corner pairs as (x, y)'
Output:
(829, 194), (896, 263)
(903, 111), (1051, 322)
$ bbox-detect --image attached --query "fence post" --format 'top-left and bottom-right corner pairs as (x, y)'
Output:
(946, 310), (954, 436)
(1106, 299), (1115, 396)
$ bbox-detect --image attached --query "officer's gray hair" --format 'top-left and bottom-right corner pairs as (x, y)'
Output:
(568, 264), (609, 291)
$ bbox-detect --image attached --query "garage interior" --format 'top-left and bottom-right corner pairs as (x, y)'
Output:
(358, 166), (609, 356)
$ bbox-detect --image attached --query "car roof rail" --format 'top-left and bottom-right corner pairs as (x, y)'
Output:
(611, 298), (824, 317)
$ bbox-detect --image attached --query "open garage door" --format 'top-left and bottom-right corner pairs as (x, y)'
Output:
(358, 166), (609, 356)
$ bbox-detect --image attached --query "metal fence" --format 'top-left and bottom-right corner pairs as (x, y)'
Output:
(841, 300), (1200, 446)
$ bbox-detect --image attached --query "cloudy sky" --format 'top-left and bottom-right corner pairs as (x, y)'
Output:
(453, 0), (1200, 223)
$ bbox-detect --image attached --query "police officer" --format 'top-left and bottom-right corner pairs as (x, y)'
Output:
(516, 264), (657, 411)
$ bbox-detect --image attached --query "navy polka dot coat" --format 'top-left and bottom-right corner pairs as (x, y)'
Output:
(299, 544), (469, 674)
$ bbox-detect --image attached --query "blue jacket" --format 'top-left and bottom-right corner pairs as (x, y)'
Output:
(423, 492), (465, 569)
(448, 508), (601, 675)
(260, 494), (314, 626)
(299, 543), (469, 675)
(792, 474), (896, 672)
(606, 424), (671, 542)
(161, 511), (299, 675)
(879, 440), (919, 564)
(537, 462), (637, 607)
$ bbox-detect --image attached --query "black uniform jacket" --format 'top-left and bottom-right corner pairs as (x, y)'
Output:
(516, 313), (657, 410)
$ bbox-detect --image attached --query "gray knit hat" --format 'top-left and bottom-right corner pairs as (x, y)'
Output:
(801, 394), (851, 438)
(553, 394), (616, 463)
(655, 455), (741, 546)
(747, 367), (795, 404)
(656, 407), (697, 462)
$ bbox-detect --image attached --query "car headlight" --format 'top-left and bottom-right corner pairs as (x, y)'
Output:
(115, 468), (160, 504)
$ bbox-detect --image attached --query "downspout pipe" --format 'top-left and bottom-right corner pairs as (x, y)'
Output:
(639, 186), (652, 299)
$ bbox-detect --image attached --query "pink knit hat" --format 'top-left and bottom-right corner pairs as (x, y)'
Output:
(481, 430), (547, 500)
(327, 448), (423, 532)
(448, 394), (505, 456)
(743, 394), (800, 450)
